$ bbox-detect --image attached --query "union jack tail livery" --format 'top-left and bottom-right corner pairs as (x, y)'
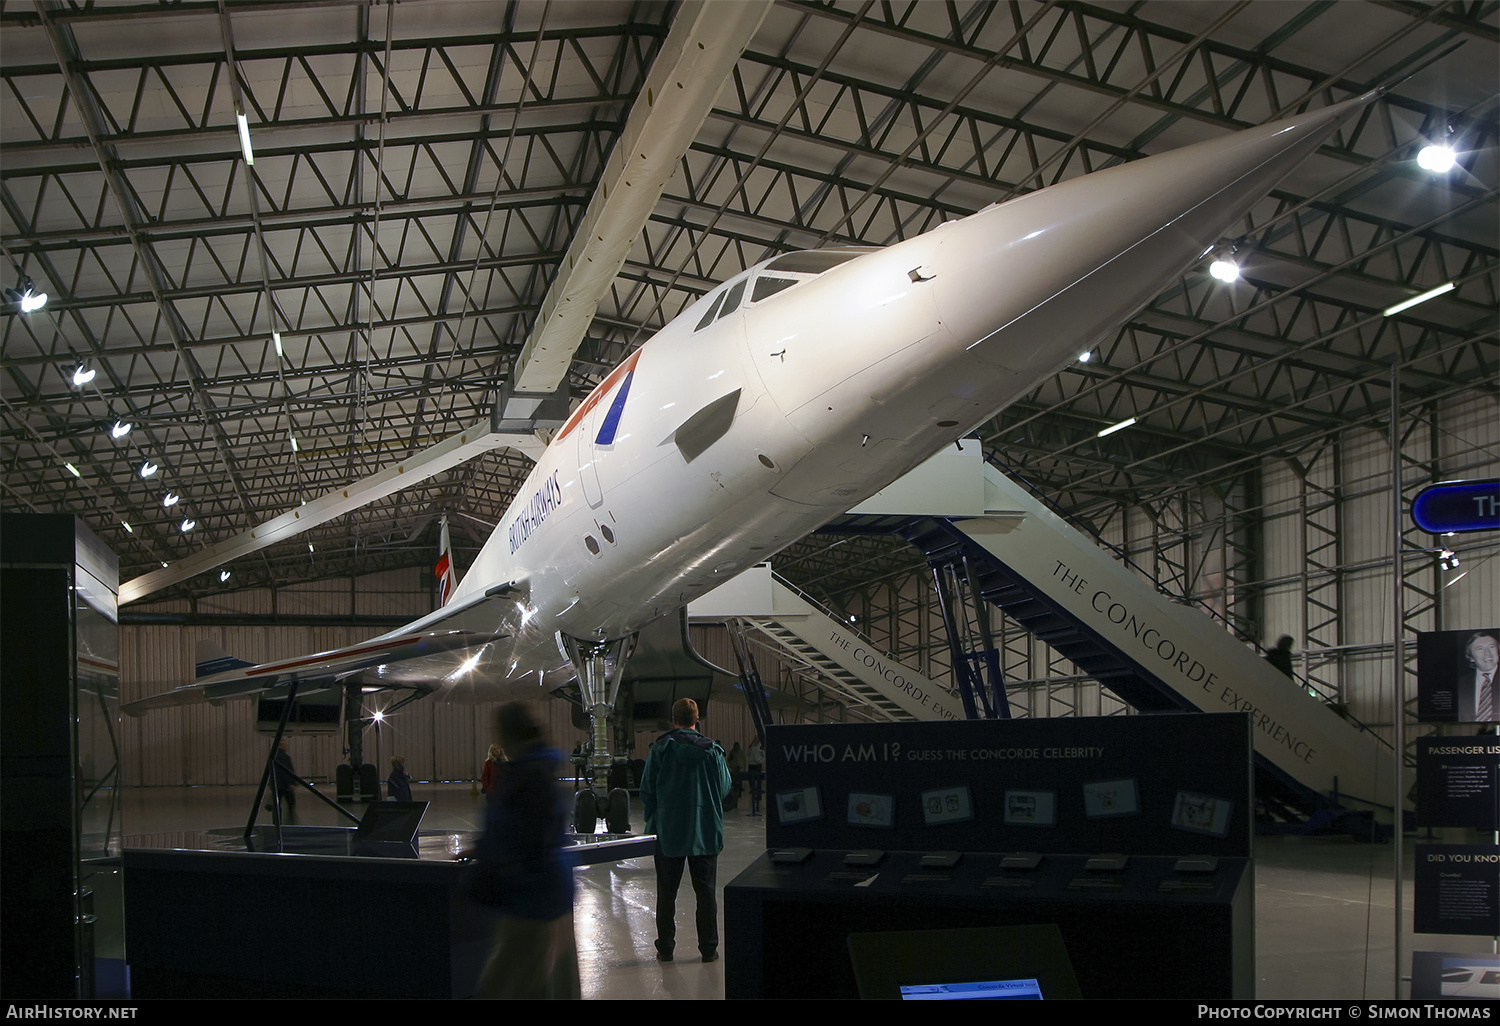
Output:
(434, 515), (458, 606)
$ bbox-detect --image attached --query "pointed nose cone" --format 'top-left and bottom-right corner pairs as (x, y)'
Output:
(935, 93), (1377, 382)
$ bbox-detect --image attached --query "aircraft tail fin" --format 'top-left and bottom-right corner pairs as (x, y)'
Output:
(435, 515), (459, 606)
(195, 639), (255, 680)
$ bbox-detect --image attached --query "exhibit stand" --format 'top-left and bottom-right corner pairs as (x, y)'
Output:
(0, 513), (123, 998)
(724, 713), (1255, 999)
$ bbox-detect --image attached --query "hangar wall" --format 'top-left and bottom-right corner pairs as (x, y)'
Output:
(121, 569), (774, 787)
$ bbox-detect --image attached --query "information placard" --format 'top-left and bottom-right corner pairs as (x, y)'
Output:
(1414, 844), (1500, 937)
(1416, 736), (1500, 830)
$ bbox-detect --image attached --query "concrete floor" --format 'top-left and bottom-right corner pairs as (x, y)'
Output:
(91, 782), (1493, 1000)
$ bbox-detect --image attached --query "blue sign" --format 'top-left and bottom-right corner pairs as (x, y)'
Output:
(1412, 479), (1500, 534)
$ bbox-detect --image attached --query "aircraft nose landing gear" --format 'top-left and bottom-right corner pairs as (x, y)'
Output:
(560, 632), (637, 835)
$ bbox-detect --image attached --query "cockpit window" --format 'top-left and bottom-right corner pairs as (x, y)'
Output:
(718, 279), (747, 319)
(764, 247), (876, 274)
(695, 291), (726, 331)
(751, 276), (798, 303)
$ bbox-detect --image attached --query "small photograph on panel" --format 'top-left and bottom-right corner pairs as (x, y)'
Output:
(1004, 789), (1057, 827)
(776, 786), (822, 825)
(1417, 628), (1500, 723)
(920, 786), (973, 826)
(1082, 778), (1139, 818)
(1170, 790), (1233, 837)
(847, 792), (894, 828)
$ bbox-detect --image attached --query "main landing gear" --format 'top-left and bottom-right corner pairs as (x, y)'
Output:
(560, 633), (636, 835)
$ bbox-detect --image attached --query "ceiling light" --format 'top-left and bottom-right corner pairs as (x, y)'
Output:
(1416, 143), (1456, 173)
(139, 461), (159, 478)
(290, 436), (299, 452)
(308, 542), (315, 553)
(72, 366), (96, 387)
(1209, 258), (1240, 283)
(219, 570), (231, 583)
(163, 492), (179, 507)
(19, 288), (47, 313)
(1439, 548), (1461, 571)
(272, 331), (282, 356)
(372, 710), (385, 723)
(180, 518), (196, 532)
(1097, 416), (1137, 438)
(65, 462), (81, 478)
(160, 561), (169, 568)
(1078, 350), (1092, 363)
(111, 420), (131, 439)
(121, 521), (132, 533)
(1383, 282), (1455, 317)
(236, 110), (255, 165)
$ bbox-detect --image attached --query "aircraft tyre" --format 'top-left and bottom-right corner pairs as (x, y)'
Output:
(575, 790), (598, 835)
(606, 787), (630, 834)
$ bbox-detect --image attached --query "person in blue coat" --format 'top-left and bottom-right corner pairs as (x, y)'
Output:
(641, 698), (732, 963)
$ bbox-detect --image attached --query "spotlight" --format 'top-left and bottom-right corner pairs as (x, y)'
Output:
(139, 461), (159, 478)
(1416, 143), (1456, 173)
(1209, 258), (1240, 283)
(1078, 350), (1092, 363)
(163, 492), (179, 507)
(1439, 548), (1461, 571)
(180, 518), (196, 532)
(5, 275), (47, 312)
(72, 366), (96, 387)
(111, 420), (132, 439)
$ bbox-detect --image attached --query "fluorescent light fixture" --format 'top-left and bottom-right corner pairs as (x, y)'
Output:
(1383, 281), (1455, 317)
(272, 331), (282, 356)
(111, 420), (131, 439)
(19, 288), (47, 313)
(65, 462), (81, 477)
(121, 521), (132, 533)
(1209, 258), (1240, 283)
(290, 436), (299, 452)
(307, 542), (315, 553)
(72, 366), (96, 387)
(218, 570), (231, 582)
(236, 110), (254, 165)
(139, 460), (159, 478)
(163, 492), (179, 507)
(180, 518), (196, 532)
(1096, 416), (1137, 438)
(1416, 143), (1456, 173)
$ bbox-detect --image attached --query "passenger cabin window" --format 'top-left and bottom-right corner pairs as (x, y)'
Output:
(695, 291), (725, 331)
(751, 276), (798, 303)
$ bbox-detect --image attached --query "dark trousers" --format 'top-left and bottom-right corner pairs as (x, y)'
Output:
(654, 852), (718, 957)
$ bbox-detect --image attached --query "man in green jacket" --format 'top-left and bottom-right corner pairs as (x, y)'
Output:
(640, 698), (732, 963)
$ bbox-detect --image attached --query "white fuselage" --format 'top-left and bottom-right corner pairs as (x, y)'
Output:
(386, 96), (1369, 692)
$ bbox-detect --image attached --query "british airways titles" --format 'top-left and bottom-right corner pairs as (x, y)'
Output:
(508, 471), (564, 554)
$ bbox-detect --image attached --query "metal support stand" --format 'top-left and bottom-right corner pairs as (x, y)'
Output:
(930, 556), (1008, 718)
(244, 680), (359, 846)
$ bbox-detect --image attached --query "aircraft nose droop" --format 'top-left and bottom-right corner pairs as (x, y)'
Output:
(930, 93), (1377, 386)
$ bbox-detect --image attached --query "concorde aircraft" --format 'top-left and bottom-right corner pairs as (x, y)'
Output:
(128, 93), (1375, 831)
